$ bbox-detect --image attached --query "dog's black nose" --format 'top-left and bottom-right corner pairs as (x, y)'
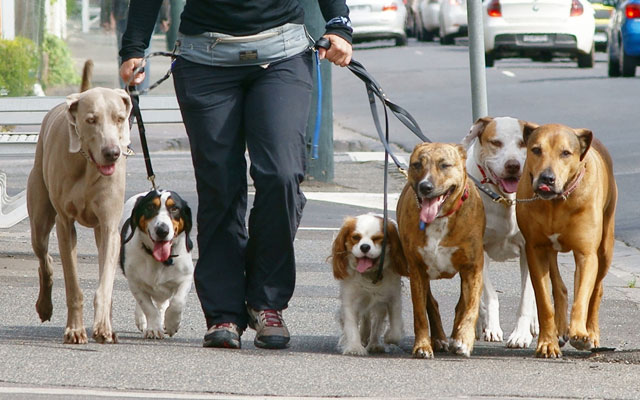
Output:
(539, 170), (556, 186)
(505, 159), (521, 175)
(418, 180), (434, 195)
(103, 146), (121, 163)
(360, 244), (370, 253)
(155, 223), (170, 239)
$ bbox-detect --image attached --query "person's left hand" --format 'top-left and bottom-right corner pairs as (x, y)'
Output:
(318, 34), (352, 67)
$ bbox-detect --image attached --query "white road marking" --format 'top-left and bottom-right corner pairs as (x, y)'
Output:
(501, 70), (516, 78)
(0, 386), (373, 400)
(303, 192), (400, 210)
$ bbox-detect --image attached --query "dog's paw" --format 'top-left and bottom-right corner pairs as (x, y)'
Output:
(383, 329), (403, 345)
(164, 322), (180, 337)
(412, 345), (434, 359)
(536, 339), (562, 358)
(569, 335), (595, 351)
(449, 339), (471, 357)
(144, 328), (165, 340)
(366, 342), (386, 354)
(93, 327), (117, 344)
(64, 327), (88, 344)
(432, 338), (449, 352)
(482, 326), (503, 342)
(506, 322), (535, 349)
(35, 297), (53, 323)
(558, 334), (569, 348)
(342, 343), (368, 356)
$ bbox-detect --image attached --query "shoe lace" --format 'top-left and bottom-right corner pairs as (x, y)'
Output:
(259, 309), (283, 327)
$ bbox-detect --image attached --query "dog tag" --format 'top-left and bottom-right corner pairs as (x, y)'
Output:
(419, 221), (426, 230)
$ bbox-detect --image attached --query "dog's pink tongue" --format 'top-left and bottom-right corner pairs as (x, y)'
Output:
(500, 178), (519, 193)
(152, 241), (171, 262)
(356, 257), (374, 273)
(98, 164), (116, 176)
(420, 197), (441, 224)
(538, 184), (552, 192)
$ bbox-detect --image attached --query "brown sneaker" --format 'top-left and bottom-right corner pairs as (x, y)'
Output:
(203, 322), (242, 349)
(246, 307), (290, 349)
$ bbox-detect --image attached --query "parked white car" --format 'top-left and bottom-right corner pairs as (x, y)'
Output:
(347, 0), (409, 46)
(439, 0), (469, 44)
(483, 0), (596, 67)
(415, 0), (441, 41)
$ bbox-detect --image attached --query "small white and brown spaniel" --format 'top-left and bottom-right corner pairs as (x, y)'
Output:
(119, 190), (194, 339)
(330, 213), (408, 356)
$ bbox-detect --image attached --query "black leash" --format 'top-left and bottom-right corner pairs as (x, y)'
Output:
(127, 85), (157, 190)
(125, 51), (177, 190)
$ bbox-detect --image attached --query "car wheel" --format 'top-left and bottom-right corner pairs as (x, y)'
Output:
(577, 45), (594, 68)
(608, 37), (621, 77)
(620, 41), (637, 77)
(485, 52), (495, 68)
(396, 35), (408, 47)
(419, 27), (435, 42)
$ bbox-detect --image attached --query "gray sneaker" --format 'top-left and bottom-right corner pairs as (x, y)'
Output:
(247, 307), (290, 349)
(203, 322), (242, 349)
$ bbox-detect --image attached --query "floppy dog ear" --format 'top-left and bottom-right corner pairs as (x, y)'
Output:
(575, 129), (593, 161)
(386, 220), (408, 277)
(522, 122), (540, 145)
(182, 202), (194, 253)
(65, 93), (82, 153)
(331, 218), (354, 280)
(462, 116), (493, 148)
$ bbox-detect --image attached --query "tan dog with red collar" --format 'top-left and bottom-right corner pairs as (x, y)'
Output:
(397, 142), (485, 358)
(516, 123), (617, 358)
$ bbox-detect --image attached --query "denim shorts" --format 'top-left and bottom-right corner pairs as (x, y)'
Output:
(175, 23), (311, 67)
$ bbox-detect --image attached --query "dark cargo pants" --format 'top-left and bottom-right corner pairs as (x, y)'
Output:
(172, 51), (313, 331)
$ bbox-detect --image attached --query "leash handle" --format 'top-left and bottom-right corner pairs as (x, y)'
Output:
(128, 86), (157, 190)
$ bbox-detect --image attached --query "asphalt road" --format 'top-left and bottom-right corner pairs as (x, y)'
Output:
(1, 30), (640, 399)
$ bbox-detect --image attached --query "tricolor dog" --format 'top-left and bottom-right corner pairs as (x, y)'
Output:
(516, 123), (617, 358)
(462, 116), (539, 348)
(330, 213), (407, 356)
(397, 142), (485, 358)
(119, 190), (194, 339)
(27, 70), (132, 344)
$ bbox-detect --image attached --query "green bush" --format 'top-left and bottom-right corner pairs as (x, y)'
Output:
(0, 37), (39, 96)
(42, 33), (80, 90)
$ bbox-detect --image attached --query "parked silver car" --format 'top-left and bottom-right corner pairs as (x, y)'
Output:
(348, 0), (409, 46)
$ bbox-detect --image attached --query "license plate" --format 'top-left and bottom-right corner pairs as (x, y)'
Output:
(594, 32), (607, 43)
(522, 34), (549, 43)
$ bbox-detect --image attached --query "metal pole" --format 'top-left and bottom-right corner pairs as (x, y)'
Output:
(82, 0), (90, 33)
(466, 0), (489, 121)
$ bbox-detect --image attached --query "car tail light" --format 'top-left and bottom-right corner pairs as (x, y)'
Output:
(487, 0), (502, 17)
(382, 3), (398, 11)
(570, 0), (583, 16)
(627, 4), (640, 18)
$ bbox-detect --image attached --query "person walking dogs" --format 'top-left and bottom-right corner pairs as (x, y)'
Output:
(119, 0), (353, 350)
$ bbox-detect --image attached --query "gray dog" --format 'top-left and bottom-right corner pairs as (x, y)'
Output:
(27, 83), (132, 344)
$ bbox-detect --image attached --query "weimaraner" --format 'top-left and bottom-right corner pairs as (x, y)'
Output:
(27, 86), (132, 344)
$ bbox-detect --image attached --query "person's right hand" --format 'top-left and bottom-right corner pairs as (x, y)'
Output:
(120, 58), (146, 87)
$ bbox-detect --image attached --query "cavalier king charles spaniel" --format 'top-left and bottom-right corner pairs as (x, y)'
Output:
(330, 213), (407, 355)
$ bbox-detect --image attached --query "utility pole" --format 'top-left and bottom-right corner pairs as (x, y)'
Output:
(299, 0), (334, 182)
(466, 0), (489, 121)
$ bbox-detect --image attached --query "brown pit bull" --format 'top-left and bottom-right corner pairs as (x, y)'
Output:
(397, 142), (485, 358)
(516, 123), (617, 358)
